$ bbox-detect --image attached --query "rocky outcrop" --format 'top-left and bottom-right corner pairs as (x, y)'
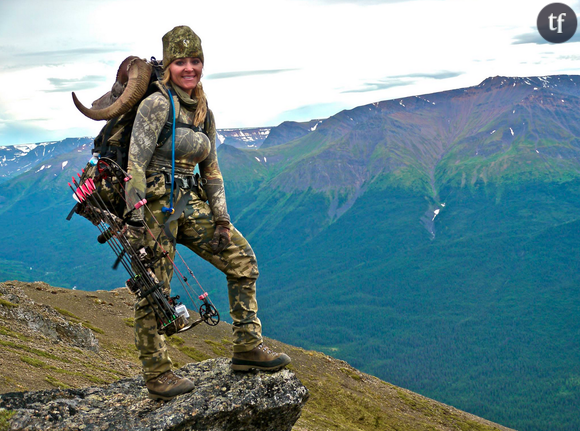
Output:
(0, 358), (309, 431)
(0, 281), (99, 352)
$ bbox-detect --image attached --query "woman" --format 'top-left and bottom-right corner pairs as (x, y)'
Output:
(125, 25), (290, 401)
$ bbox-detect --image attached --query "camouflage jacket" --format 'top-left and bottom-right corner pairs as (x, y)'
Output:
(125, 82), (229, 225)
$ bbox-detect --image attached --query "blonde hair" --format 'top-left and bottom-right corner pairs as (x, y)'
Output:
(162, 67), (207, 127)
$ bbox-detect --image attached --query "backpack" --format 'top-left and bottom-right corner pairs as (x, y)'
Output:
(68, 56), (208, 222)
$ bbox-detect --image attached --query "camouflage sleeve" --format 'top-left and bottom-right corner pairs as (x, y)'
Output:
(125, 93), (169, 218)
(199, 109), (230, 226)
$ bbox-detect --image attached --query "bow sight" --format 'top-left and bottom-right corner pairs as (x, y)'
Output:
(67, 157), (219, 336)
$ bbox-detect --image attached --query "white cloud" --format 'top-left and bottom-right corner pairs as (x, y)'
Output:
(1, 0), (580, 145)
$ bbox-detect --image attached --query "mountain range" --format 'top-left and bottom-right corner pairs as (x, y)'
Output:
(1, 75), (580, 431)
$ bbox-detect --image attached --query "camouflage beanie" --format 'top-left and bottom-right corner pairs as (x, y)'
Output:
(162, 26), (204, 68)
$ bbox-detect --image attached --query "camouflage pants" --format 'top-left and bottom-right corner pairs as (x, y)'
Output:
(133, 181), (262, 381)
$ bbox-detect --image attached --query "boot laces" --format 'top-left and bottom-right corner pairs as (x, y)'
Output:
(258, 343), (275, 355)
(158, 371), (179, 385)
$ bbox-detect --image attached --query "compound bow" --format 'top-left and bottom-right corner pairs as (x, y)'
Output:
(67, 157), (219, 336)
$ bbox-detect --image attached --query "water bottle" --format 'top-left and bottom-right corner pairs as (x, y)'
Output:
(89, 152), (100, 166)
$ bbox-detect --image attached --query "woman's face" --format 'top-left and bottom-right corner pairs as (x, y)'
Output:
(168, 57), (203, 96)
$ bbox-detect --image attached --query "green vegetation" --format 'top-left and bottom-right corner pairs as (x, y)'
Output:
(204, 339), (227, 356)
(339, 367), (362, 381)
(168, 336), (216, 361)
(104, 343), (139, 360)
(1, 340), (68, 362)
(54, 307), (80, 320)
(54, 307), (104, 334)
(395, 389), (499, 431)
(0, 298), (17, 309)
(18, 354), (112, 385)
(177, 346), (211, 362)
(0, 409), (16, 431)
(20, 356), (46, 368)
(81, 374), (109, 385)
(0, 325), (30, 342)
(250, 180), (580, 431)
(168, 336), (185, 346)
(81, 321), (104, 334)
(44, 376), (71, 389)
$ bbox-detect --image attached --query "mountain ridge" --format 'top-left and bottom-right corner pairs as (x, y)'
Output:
(217, 74), (580, 241)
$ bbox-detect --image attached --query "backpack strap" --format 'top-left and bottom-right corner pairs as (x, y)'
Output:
(157, 120), (204, 145)
(94, 116), (120, 156)
(157, 98), (210, 145)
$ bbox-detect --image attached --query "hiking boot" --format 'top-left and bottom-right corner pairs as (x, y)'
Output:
(231, 343), (291, 371)
(145, 371), (195, 401)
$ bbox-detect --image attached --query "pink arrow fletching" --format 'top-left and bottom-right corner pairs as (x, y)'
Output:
(86, 178), (96, 192)
(74, 187), (86, 201)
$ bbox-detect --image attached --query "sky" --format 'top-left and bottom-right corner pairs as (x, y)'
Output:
(1, 0), (580, 146)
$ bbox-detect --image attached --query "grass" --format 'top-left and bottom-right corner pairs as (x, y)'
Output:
(395, 389), (500, 431)
(20, 356), (46, 368)
(340, 367), (362, 381)
(44, 376), (71, 389)
(0, 298), (17, 309)
(18, 355), (112, 385)
(0, 325), (31, 342)
(168, 336), (185, 347)
(204, 339), (228, 356)
(54, 308), (104, 334)
(177, 346), (211, 362)
(82, 321), (104, 334)
(1, 340), (68, 362)
(167, 336), (214, 362)
(54, 307), (81, 320)
(0, 409), (16, 431)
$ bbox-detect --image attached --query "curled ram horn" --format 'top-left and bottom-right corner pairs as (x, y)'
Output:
(72, 56), (152, 121)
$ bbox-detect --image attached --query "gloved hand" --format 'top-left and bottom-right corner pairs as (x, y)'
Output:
(209, 224), (231, 254)
(125, 219), (146, 247)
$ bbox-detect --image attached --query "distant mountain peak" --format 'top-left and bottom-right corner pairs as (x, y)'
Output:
(477, 74), (580, 90)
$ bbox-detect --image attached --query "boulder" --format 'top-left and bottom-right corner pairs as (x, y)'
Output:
(0, 358), (308, 431)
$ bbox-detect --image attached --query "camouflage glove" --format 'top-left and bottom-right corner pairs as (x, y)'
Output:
(209, 224), (231, 254)
(125, 218), (146, 247)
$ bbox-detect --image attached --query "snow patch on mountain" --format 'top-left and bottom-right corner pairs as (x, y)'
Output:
(310, 121), (322, 132)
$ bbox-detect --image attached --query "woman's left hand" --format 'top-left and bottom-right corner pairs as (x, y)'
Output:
(209, 224), (231, 254)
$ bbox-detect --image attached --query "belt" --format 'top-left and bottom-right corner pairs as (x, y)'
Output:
(175, 175), (198, 190)
(162, 172), (198, 190)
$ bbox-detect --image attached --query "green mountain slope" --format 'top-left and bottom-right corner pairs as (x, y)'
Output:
(216, 75), (580, 431)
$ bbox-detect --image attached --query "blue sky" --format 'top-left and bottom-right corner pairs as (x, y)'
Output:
(1, 0), (580, 146)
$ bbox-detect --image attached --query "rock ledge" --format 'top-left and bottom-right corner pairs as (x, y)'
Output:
(0, 358), (309, 431)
